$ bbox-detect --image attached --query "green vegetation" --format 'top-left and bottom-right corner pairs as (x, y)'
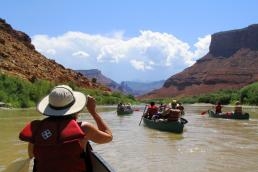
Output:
(240, 82), (258, 105)
(142, 82), (258, 106)
(179, 89), (240, 105)
(0, 74), (137, 108)
(179, 83), (258, 105)
(77, 88), (137, 105)
(1, 73), (258, 108)
(0, 74), (54, 108)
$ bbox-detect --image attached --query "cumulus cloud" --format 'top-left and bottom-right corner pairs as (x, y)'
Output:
(32, 31), (211, 82)
(193, 35), (211, 60)
(130, 59), (153, 71)
(46, 49), (56, 55)
(72, 51), (89, 58)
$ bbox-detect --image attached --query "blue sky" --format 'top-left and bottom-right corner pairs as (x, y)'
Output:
(1, 0), (258, 83)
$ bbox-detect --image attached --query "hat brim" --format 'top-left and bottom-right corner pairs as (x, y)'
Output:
(37, 91), (87, 116)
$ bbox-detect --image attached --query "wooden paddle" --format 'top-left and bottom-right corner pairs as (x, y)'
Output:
(2, 158), (31, 172)
(138, 105), (148, 126)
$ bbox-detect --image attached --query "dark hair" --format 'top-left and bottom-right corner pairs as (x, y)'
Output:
(49, 113), (77, 119)
(150, 102), (155, 106)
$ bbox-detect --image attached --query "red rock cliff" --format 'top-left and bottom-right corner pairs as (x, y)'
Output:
(140, 24), (258, 99)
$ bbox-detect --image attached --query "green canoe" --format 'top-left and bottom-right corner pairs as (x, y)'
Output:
(208, 110), (249, 120)
(117, 107), (133, 115)
(142, 117), (185, 133)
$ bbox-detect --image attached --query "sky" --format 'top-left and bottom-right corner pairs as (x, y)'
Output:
(1, 0), (258, 83)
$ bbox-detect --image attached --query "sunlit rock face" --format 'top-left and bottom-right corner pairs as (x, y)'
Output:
(139, 24), (258, 99)
(209, 24), (258, 57)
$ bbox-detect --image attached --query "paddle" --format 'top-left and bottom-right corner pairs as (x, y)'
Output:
(2, 158), (31, 172)
(180, 117), (188, 124)
(138, 105), (148, 126)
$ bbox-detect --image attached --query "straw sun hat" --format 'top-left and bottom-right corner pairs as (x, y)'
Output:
(37, 85), (87, 116)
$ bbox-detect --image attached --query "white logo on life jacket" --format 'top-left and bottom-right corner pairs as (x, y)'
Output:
(41, 129), (52, 140)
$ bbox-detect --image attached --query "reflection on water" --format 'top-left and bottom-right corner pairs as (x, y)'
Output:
(1, 105), (258, 172)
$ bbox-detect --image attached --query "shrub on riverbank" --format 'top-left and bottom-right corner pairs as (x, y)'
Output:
(1, 73), (257, 108)
(178, 82), (258, 105)
(240, 82), (258, 105)
(142, 82), (258, 106)
(0, 74), (137, 108)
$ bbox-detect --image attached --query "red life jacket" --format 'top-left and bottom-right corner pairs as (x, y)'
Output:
(147, 105), (158, 116)
(19, 117), (86, 172)
(215, 105), (222, 113)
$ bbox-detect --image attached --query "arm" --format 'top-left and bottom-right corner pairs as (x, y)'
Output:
(144, 108), (149, 117)
(82, 95), (113, 144)
(161, 108), (170, 117)
(28, 143), (34, 159)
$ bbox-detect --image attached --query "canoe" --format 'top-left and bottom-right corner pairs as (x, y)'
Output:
(208, 110), (249, 120)
(142, 117), (185, 133)
(86, 142), (115, 172)
(117, 107), (133, 115)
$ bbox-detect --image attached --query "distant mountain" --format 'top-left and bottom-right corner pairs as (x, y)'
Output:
(77, 69), (165, 95)
(139, 24), (258, 99)
(76, 69), (121, 91)
(0, 18), (110, 91)
(120, 80), (165, 96)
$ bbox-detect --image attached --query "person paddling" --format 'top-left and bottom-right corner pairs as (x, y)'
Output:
(144, 101), (158, 119)
(162, 100), (181, 121)
(19, 85), (113, 172)
(215, 101), (223, 114)
(176, 102), (185, 116)
(234, 101), (243, 114)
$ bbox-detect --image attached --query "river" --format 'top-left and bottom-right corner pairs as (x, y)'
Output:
(0, 104), (258, 172)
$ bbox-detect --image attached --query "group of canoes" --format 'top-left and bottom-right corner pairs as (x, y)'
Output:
(116, 100), (250, 134)
(92, 101), (249, 170)
(116, 100), (187, 133)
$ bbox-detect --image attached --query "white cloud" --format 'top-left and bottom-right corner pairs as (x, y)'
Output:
(130, 59), (153, 71)
(72, 51), (89, 58)
(193, 35), (211, 60)
(32, 31), (211, 82)
(46, 49), (56, 55)
(130, 60), (145, 70)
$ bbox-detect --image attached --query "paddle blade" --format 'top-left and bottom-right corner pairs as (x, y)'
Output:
(3, 158), (31, 172)
(180, 117), (188, 124)
(139, 105), (148, 126)
(201, 111), (207, 115)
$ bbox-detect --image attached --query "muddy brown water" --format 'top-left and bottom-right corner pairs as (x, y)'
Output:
(1, 104), (258, 172)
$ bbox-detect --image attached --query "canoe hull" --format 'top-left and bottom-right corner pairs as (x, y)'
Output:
(208, 110), (249, 120)
(86, 142), (115, 172)
(90, 150), (115, 172)
(117, 108), (133, 115)
(143, 117), (184, 133)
